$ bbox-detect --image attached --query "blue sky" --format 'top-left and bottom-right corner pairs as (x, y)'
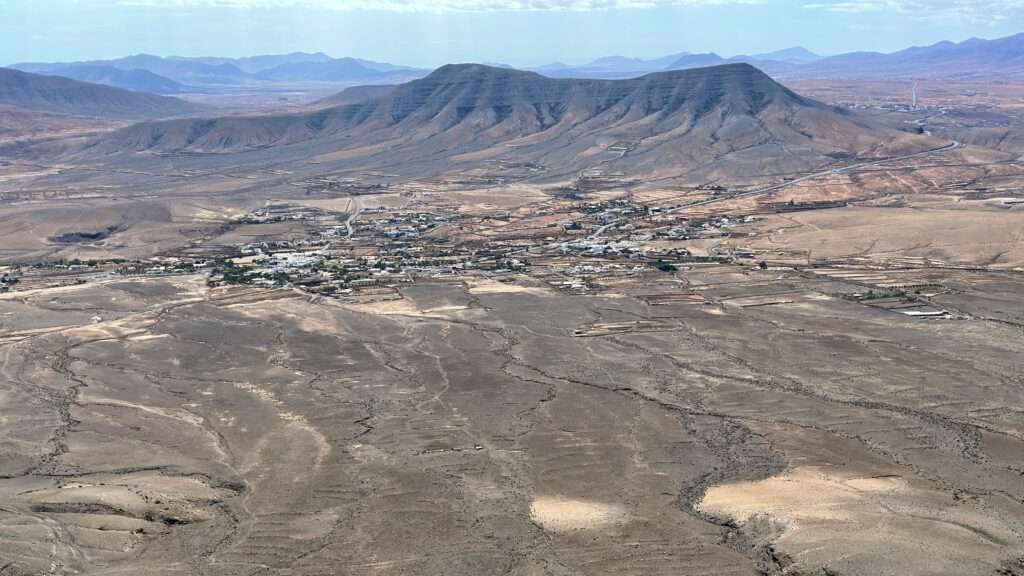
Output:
(2, 0), (1023, 67)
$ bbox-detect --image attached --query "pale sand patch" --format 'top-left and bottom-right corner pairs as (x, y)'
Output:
(466, 278), (554, 296)
(293, 194), (407, 211)
(290, 197), (356, 212)
(530, 496), (628, 532)
(242, 299), (344, 335)
(25, 474), (230, 524)
(445, 185), (550, 210)
(749, 207), (1024, 268)
(234, 381), (331, 472)
(344, 299), (468, 317)
(698, 466), (1021, 575)
(127, 333), (171, 341)
(348, 443), (392, 465)
(699, 467), (907, 524)
(313, 141), (394, 162)
(343, 298), (420, 316)
(0, 274), (204, 303)
(62, 316), (159, 346)
(285, 510), (339, 540)
(78, 396), (206, 428)
(419, 304), (471, 315)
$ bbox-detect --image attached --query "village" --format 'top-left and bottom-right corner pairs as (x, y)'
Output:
(2, 177), (991, 326)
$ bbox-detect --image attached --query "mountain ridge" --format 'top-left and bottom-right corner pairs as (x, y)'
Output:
(42, 65), (186, 94)
(0, 67), (201, 119)
(778, 33), (1024, 79)
(12, 52), (427, 89)
(14, 33), (1023, 91)
(73, 62), (937, 183)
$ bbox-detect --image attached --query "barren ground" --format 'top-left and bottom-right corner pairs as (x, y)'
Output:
(1, 264), (1023, 575)
(1, 77), (1023, 576)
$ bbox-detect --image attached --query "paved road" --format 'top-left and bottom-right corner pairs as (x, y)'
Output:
(586, 220), (623, 241)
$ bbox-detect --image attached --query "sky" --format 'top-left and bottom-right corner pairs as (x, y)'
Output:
(2, 0), (1023, 67)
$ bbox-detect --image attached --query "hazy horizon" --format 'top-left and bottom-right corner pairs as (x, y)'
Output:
(3, 0), (1023, 68)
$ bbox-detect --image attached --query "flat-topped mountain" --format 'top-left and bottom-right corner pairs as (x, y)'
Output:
(0, 67), (201, 119)
(379, 62), (812, 129)
(75, 63), (937, 180)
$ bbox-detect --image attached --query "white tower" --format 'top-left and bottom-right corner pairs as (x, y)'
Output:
(912, 82), (918, 110)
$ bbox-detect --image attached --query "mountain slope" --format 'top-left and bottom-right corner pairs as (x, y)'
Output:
(0, 68), (200, 119)
(14, 55), (249, 85)
(0, 105), (120, 145)
(44, 65), (185, 94)
(76, 63), (938, 181)
(312, 84), (396, 107)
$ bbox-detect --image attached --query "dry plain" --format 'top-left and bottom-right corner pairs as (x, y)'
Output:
(1, 67), (1023, 576)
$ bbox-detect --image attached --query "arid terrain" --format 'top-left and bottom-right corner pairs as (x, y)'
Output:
(0, 58), (1023, 576)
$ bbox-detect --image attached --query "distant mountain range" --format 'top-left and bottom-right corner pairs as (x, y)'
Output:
(10, 33), (1022, 99)
(778, 33), (1024, 80)
(749, 46), (822, 63)
(533, 48), (819, 79)
(74, 63), (935, 183)
(0, 67), (200, 119)
(11, 52), (427, 94)
(533, 34), (1024, 81)
(170, 52), (335, 74)
(251, 57), (423, 83)
(37, 65), (187, 94)
(14, 55), (248, 90)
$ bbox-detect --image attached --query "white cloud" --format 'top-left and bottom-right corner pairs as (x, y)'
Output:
(803, 0), (1024, 22)
(117, 0), (762, 11)
(802, 0), (905, 12)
